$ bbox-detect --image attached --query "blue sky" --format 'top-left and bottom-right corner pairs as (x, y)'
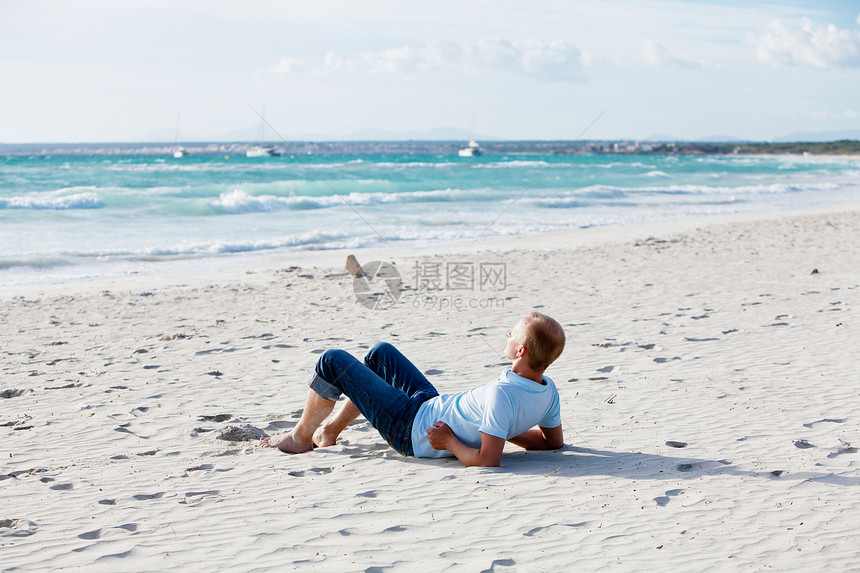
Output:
(1, 0), (859, 142)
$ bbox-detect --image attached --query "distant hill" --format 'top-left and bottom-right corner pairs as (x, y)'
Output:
(699, 135), (746, 143)
(125, 125), (860, 145)
(645, 133), (746, 143)
(772, 129), (860, 142)
(130, 128), (204, 143)
(343, 127), (497, 141)
(137, 125), (500, 142)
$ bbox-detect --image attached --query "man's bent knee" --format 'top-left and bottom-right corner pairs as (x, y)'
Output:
(312, 349), (358, 401)
(365, 341), (397, 363)
(320, 348), (354, 367)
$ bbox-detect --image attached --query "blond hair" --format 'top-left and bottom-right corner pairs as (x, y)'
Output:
(520, 311), (565, 372)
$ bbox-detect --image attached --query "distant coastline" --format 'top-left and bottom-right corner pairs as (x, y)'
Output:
(1, 139), (859, 156)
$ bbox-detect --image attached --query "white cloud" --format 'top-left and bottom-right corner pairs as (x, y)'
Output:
(643, 40), (664, 66)
(361, 46), (421, 75)
(275, 38), (588, 82)
(509, 40), (584, 82)
(455, 38), (586, 81)
(266, 57), (304, 75)
(752, 17), (860, 70)
(424, 40), (463, 68)
(323, 52), (355, 74)
(642, 40), (704, 70)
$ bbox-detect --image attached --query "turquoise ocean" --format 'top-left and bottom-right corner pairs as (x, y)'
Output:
(2, 144), (859, 287)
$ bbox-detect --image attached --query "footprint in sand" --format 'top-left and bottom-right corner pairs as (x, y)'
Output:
(0, 519), (38, 538)
(794, 439), (816, 449)
(654, 488), (684, 507)
(478, 558), (516, 573)
(677, 460), (731, 472)
(49, 483), (73, 490)
(288, 467), (333, 478)
(0, 389), (26, 399)
(179, 490), (220, 505)
(198, 414), (232, 423)
(77, 524), (137, 540)
(78, 529), (101, 540)
(424, 369), (444, 376)
(185, 464), (213, 472)
(132, 492), (164, 500)
(524, 521), (598, 537)
(827, 439), (858, 458)
(827, 446), (859, 458)
(382, 525), (407, 533)
(802, 418), (846, 428)
(45, 383), (82, 390)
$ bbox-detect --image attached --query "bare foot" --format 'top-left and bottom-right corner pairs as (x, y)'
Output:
(313, 423), (340, 448)
(259, 430), (314, 453)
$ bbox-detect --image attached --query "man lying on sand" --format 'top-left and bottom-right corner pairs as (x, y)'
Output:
(260, 312), (565, 467)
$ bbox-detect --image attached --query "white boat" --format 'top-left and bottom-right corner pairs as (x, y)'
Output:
(246, 105), (281, 157)
(172, 111), (188, 158)
(458, 140), (481, 157)
(246, 145), (280, 158)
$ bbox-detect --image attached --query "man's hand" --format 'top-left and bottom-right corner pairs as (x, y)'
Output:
(427, 421), (454, 450)
(427, 422), (505, 467)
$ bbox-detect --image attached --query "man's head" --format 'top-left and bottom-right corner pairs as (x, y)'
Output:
(505, 312), (565, 374)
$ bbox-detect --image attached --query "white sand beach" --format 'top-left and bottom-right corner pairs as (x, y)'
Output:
(2, 205), (859, 571)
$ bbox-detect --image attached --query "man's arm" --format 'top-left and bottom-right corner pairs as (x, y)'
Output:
(508, 424), (564, 450)
(426, 423), (505, 467)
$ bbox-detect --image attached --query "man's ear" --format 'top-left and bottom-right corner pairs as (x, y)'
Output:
(516, 345), (527, 359)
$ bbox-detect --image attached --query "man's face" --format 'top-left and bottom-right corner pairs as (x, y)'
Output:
(504, 316), (530, 360)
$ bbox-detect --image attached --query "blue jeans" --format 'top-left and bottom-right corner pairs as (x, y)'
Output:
(309, 342), (440, 456)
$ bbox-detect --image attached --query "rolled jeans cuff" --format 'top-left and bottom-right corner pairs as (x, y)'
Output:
(308, 371), (342, 401)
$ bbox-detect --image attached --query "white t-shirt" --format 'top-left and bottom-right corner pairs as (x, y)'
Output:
(410, 369), (562, 458)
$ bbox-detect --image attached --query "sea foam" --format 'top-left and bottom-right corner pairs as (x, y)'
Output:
(0, 191), (103, 210)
